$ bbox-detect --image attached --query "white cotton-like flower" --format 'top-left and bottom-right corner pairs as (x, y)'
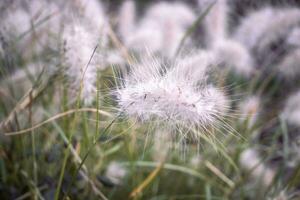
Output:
(286, 27), (300, 47)
(282, 90), (300, 127)
(105, 162), (127, 185)
(190, 155), (203, 168)
(122, 1), (196, 58)
(2, 7), (31, 37)
(1, 1), (62, 59)
(175, 51), (215, 82)
(115, 55), (228, 132)
(277, 49), (300, 79)
(238, 96), (261, 128)
(0, 62), (45, 96)
(212, 39), (254, 77)
(234, 7), (275, 51)
(62, 23), (98, 105)
(198, 0), (228, 46)
(240, 148), (275, 187)
(118, 0), (136, 41)
(234, 7), (300, 54)
(66, 0), (108, 47)
(71, 0), (106, 29)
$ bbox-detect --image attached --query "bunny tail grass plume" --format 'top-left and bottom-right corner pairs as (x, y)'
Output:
(122, 1), (196, 58)
(198, 0), (228, 46)
(62, 23), (98, 105)
(234, 7), (300, 60)
(282, 90), (300, 127)
(277, 49), (300, 79)
(118, 0), (136, 41)
(213, 39), (255, 77)
(240, 148), (275, 187)
(114, 53), (229, 137)
(105, 162), (127, 186)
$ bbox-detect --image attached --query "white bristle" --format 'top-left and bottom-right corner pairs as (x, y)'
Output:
(240, 148), (275, 187)
(282, 90), (300, 127)
(115, 55), (228, 132)
(122, 1), (196, 58)
(62, 23), (99, 105)
(234, 7), (300, 53)
(118, 0), (136, 41)
(198, 0), (228, 46)
(213, 39), (254, 77)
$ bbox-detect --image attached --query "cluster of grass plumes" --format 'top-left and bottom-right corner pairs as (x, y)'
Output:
(1, 0), (300, 199)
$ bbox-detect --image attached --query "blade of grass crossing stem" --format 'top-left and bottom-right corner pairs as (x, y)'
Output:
(54, 45), (98, 200)
(174, 1), (216, 57)
(129, 162), (164, 198)
(29, 91), (38, 200)
(205, 184), (212, 200)
(63, 115), (119, 199)
(122, 161), (226, 192)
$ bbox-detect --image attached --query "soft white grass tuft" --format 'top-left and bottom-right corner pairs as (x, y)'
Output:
(240, 148), (275, 187)
(282, 90), (300, 127)
(62, 23), (99, 105)
(198, 0), (228, 46)
(121, 1), (196, 58)
(118, 0), (136, 41)
(114, 54), (229, 133)
(212, 39), (254, 77)
(105, 162), (127, 185)
(234, 7), (300, 54)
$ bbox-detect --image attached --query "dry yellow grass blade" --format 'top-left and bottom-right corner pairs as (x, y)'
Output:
(205, 160), (235, 188)
(4, 108), (112, 136)
(0, 85), (44, 130)
(129, 162), (164, 198)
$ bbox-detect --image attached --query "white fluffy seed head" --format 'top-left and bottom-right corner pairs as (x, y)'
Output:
(286, 27), (300, 47)
(234, 7), (300, 54)
(105, 162), (127, 185)
(123, 1), (196, 58)
(62, 23), (98, 105)
(198, 0), (228, 46)
(277, 49), (300, 79)
(240, 148), (275, 187)
(118, 0), (136, 41)
(212, 39), (255, 77)
(65, 0), (108, 47)
(115, 55), (228, 132)
(282, 90), (300, 127)
(1, 0), (62, 59)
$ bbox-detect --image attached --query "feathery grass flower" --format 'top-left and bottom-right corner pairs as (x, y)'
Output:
(282, 90), (300, 127)
(115, 54), (228, 133)
(240, 148), (275, 187)
(62, 23), (99, 105)
(119, 1), (196, 58)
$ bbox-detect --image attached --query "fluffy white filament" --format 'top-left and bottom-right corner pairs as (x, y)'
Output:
(212, 39), (254, 77)
(118, 0), (136, 41)
(198, 0), (228, 46)
(105, 162), (127, 185)
(240, 148), (275, 187)
(234, 7), (300, 56)
(115, 55), (228, 132)
(120, 1), (196, 58)
(62, 23), (98, 105)
(282, 90), (300, 127)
